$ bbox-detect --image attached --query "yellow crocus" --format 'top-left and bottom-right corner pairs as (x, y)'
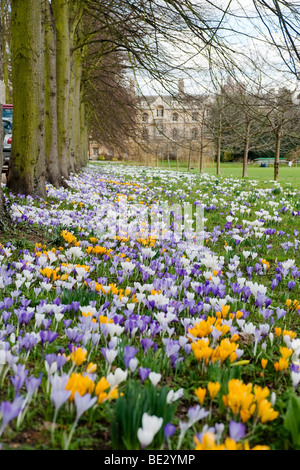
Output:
(195, 387), (207, 404)
(208, 382), (221, 399)
(65, 373), (95, 401)
(87, 362), (97, 374)
(69, 347), (87, 366)
(261, 358), (268, 369)
(257, 399), (279, 423)
(274, 327), (281, 337)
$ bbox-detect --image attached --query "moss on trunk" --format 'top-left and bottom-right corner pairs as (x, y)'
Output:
(44, 1), (60, 186)
(7, 0), (46, 198)
(52, 0), (70, 180)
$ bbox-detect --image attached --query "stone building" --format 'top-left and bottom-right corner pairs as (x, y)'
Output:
(129, 79), (215, 168)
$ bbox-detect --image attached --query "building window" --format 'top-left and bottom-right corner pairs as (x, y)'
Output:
(192, 112), (199, 121)
(172, 128), (179, 141)
(142, 112), (149, 122)
(156, 106), (164, 117)
(142, 128), (149, 141)
(172, 113), (178, 122)
(93, 147), (99, 156)
(191, 128), (198, 140)
(156, 123), (164, 137)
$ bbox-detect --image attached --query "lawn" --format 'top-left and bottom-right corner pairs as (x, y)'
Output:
(119, 159), (300, 189)
(0, 161), (300, 451)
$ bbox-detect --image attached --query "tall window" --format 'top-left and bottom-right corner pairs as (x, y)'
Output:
(156, 106), (164, 117)
(142, 128), (149, 141)
(172, 113), (178, 122)
(172, 128), (179, 141)
(191, 128), (198, 140)
(156, 123), (164, 137)
(142, 112), (149, 122)
(192, 112), (199, 121)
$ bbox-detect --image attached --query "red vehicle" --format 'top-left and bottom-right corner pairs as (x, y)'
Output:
(2, 104), (13, 119)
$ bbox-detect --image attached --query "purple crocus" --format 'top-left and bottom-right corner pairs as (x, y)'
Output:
(139, 367), (151, 383)
(229, 420), (246, 441)
(141, 338), (154, 353)
(164, 423), (176, 440)
(0, 397), (24, 435)
(25, 374), (42, 396)
(288, 281), (296, 291)
(276, 307), (287, 320)
(123, 345), (138, 368)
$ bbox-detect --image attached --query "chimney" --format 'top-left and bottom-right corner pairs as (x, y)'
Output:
(178, 78), (184, 96)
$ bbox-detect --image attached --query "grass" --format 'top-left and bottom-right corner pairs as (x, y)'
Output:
(100, 160), (300, 189)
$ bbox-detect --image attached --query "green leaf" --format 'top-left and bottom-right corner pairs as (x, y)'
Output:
(283, 393), (300, 447)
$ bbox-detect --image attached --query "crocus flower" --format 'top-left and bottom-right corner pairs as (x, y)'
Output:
(0, 397), (24, 436)
(164, 423), (176, 440)
(149, 372), (161, 386)
(123, 345), (138, 368)
(137, 413), (163, 449)
(229, 421), (246, 441)
(74, 392), (97, 421)
(139, 367), (151, 383)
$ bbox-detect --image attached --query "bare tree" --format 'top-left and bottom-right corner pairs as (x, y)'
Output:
(263, 87), (300, 181)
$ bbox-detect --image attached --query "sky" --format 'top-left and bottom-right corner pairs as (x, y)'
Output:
(134, 0), (300, 97)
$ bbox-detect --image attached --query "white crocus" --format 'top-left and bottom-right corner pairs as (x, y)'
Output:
(137, 413), (163, 449)
(107, 368), (128, 388)
(167, 388), (184, 404)
(149, 372), (162, 387)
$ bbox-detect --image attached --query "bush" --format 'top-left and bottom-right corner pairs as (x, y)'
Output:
(222, 150), (234, 162)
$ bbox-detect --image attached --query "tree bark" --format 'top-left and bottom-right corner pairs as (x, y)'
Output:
(7, 0), (46, 198)
(44, 1), (60, 186)
(69, 1), (84, 173)
(1, 0), (12, 104)
(199, 125), (204, 173)
(69, 46), (82, 172)
(79, 100), (88, 168)
(52, 0), (71, 181)
(216, 131), (221, 176)
(274, 128), (281, 182)
(188, 142), (192, 171)
(0, 14), (4, 217)
(242, 119), (251, 178)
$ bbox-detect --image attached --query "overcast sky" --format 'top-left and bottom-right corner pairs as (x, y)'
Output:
(135, 0), (300, 97)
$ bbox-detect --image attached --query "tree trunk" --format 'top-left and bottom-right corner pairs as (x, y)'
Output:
(188, 143), (192, 171)
(0, 14), (4, 217)
(68, 1), (82, 173)
(242, 120), (251, 178)
(52, 0), (71, 181)
(1, 0), (12, 103)
(69, 46), (82, 172)
(216, 98), (223, 176)
(216, 132), (221, 175)
(44, 1), (60, 186)
(274, 128), (281, 182)
(199, 125), (204, 173)
(7, 0), (46, 198)
(199, 148), (203, 173)
(79, 100), (88, 168)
